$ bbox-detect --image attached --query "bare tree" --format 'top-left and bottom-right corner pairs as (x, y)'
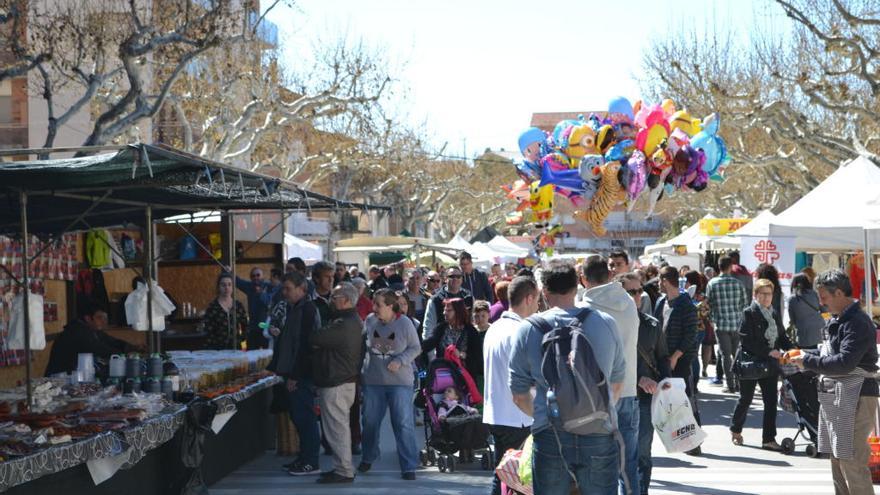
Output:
(0, 0), (287, 154)
(640, 0), (880, 219)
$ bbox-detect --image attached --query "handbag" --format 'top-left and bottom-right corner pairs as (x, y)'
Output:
(732, 348), (771, 380)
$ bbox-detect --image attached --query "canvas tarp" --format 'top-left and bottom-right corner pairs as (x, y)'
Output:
(769, 156), (880, 251)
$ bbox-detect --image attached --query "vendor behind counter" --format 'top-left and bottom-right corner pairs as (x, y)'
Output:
(45, 299), (137, 376)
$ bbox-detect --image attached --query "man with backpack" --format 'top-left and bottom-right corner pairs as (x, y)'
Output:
(510, 259), (627, 495)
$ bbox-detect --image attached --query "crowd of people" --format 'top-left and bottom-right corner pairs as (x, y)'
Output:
(186, 249), (877, 495)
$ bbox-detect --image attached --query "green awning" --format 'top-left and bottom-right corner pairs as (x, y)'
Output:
(0, 143), (389, 235)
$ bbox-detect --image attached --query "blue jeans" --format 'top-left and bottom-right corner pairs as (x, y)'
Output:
(361, 384), (419, 473)
(691, 331), (705, 380)
(288, 379), (320, 467)
(637, 397), (654, 495)
(617, 397), (639, 495)
(533, 428), (619, 495)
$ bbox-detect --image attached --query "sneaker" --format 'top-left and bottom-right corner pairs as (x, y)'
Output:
(288, 463), (320, 476)
(709, 377), (723, 385)
(357, 462), (371, 473)
(401, 472), (416, 480)
(316, 472), (354, 484)
(281, 458), (299, 471)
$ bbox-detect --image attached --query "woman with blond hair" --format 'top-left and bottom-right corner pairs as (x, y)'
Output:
(729, 278), (794, 451)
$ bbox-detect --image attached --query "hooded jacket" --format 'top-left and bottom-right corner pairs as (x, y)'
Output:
(580, 281), (640, 398)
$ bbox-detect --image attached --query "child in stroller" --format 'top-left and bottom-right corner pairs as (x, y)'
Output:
(417, 358), (492, 473)
(438, 387), (479, 420)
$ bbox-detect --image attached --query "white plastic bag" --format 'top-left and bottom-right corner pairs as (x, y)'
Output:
(651, 377), (706, 453)
(124, 281), (175, 331)
(9, 292), (46, 350)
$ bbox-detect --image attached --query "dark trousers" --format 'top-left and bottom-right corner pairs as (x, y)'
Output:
(488, 424), (531, 495)
(730, 373), (778, 443)
(671, 356), (701, 425)
(288, 380), (320, 467)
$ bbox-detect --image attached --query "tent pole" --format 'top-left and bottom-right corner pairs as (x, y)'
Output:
(20, 191), (32, 409)
(145, 206), (155, 355)
(280, 209), (287, 261)
(865, 229), (873, 317)
(227, 211), (238, 350)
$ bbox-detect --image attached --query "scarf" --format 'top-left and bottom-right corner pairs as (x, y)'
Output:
(757, 303), (778, 347)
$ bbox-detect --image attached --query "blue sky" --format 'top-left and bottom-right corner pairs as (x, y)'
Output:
(266, 0), (784, 158)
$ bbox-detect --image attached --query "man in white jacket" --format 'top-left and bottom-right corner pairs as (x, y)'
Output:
(579, 256), (640, 495)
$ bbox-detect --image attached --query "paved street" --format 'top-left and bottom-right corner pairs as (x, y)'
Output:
(212, 375), (880, 494)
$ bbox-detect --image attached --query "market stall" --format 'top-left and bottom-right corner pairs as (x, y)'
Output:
(0, 143), (389, 493)
(769, 156), (880, 317)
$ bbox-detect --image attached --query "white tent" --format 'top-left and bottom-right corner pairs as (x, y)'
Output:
(709, 210), (776, 250)
(284, 233), (323, 263)
(769, 156), (880, 251)
(447, 234), (473, 251)
(486, 235), (529, 258)
(643, 214), (716, 256)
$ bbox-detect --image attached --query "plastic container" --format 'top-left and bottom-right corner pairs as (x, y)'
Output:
(125, 354), (142, 378)
(124, 377), (141, 394)
(144, 377), (161, 394)
(109, 355), (126, 377)
(147, 354), (164, 377)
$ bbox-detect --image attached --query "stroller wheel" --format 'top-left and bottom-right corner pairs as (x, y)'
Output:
(481, 452), (491, 470)
(806, 444), (818, 458)
(438, 455), (447, 473)
(781, 438), (795, 455)
(419, 450), (428, 467)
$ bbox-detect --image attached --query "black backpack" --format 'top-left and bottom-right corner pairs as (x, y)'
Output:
(527, 308), (614, 435)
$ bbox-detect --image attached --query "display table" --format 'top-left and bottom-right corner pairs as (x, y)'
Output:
(1, 376), (280, 495)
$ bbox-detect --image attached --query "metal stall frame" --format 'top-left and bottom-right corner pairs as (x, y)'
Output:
(0, 144), (389, 407)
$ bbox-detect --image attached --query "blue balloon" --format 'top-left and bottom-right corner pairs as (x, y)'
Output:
(518, 127), (546, 155)
(608, 97), (634, 120)
(691, 131), (731, 176)
(540, 161), (585, 192)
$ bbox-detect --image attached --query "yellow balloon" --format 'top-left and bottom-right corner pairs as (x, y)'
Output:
(529, 181), (554, 222)
(669, 110), (694, 136)
(661, 99), (676, 116)
(643, 125), (669, 157)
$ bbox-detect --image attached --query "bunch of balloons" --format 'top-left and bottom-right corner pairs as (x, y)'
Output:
(503, 97), (731, 236)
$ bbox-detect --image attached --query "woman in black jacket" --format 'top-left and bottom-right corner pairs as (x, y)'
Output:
(421, 297), (482, 380)
(730, 278), (794, 451)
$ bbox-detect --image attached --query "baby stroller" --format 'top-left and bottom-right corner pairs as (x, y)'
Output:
(416, 357), (493, 473)
(779, 364), (820, 457)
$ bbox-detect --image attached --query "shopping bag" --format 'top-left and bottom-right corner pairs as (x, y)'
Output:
(517, 434), (534, 487)
(8, 292), (46, 350)
(124, 280), (175, 331)
(651, 377), (706, 453)
(495, 445), (533, 495)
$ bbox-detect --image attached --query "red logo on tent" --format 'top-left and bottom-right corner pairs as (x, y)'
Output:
(754, 240), (780, 264)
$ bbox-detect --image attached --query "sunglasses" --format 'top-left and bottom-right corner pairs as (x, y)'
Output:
(447, 274), (462, 279)
(626, 288), (643, 296)
(427, 278), (441, 283)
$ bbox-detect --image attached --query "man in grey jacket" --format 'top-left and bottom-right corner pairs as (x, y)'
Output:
(310, 282), (364, 484)
(579, 256), (640, 495)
